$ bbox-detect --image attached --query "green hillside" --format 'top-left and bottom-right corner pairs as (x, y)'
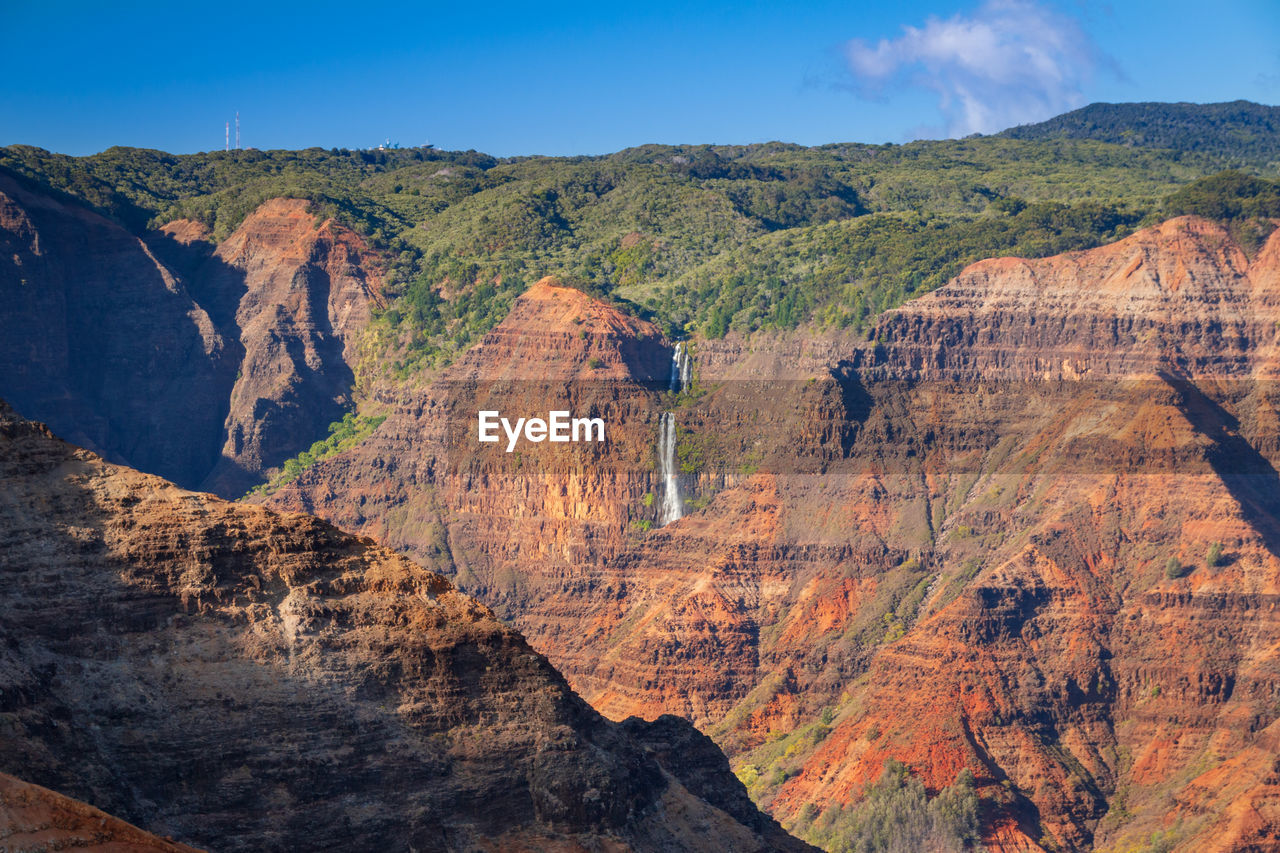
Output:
(996, 100), (1280, 168)
(3, 102), (1278, 375)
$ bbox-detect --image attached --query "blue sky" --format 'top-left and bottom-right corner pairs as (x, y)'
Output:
(2, 0), (1277, 156)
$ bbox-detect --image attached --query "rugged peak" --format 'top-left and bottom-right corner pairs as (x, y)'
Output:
(874, 214), (1280, 380)
(521, 275), (647, 334)
(0, 398), (811, 852)
(952, 215), (1248, 299)
(197, 197), (385, 497)
(450, 275), (669, 381)
(214, 198), (368, 273)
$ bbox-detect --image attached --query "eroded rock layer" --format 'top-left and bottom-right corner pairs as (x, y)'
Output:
(0, 772), (202, 852)
(0, 399), (810, 852)
(272, 218), (1280, 852)
(177, 199), (383, 497)
(0, 176), (382, 496)
(0, 172), (231, 487)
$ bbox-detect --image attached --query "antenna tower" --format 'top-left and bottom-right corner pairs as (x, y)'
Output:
(235, 112), (241, 150)
(225, 121), (229, 152)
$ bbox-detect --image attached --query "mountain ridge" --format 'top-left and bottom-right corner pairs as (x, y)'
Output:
(996, 100), (1280, 167)
(0, 396), (813, 852)
(266, 214), (1280, 851)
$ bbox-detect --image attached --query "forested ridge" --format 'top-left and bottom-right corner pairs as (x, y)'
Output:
(6, 101), (1280, 853)
(998, 100), (1280, 166)
(3, 100), (1277, 374)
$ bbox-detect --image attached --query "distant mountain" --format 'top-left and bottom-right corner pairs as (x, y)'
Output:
(997, 100), (1280, 167)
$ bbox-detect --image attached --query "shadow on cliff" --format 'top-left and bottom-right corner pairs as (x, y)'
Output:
(1160, 369), (1280, 562)
(0, 419), (814, 851)
(0, 177), (246, 492)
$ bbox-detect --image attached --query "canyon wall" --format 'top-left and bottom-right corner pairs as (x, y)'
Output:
(270, 218), (1280, 851)
(0, 172), (232, 486)
(0, 398), (811, 852)
(0, 175), (381, 496)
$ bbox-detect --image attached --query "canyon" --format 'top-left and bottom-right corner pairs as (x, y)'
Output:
(0, 397), (809, 851)
(4, 152), (1280, 851)
(265, 217), (1280, 851)
(0, 173), (381, 496)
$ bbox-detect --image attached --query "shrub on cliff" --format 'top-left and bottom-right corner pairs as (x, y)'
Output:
(1206, 542), (1224, 569)
(800, 760), (982, 852)
(247, 412), (387, 497)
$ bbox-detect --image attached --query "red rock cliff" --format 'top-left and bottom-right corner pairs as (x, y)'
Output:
(0, 179), (383, 496)
(0, 398), (813, 852)
(270, 218), (1280, 852)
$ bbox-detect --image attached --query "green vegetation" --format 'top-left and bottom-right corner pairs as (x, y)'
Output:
(998, 100), (1280, 169)
(1206, 542), (1224, 569)
(843, 558), (933, 647)
(676, 427), (706, 474)
(247, 412), (387, 497)
(1164, 171), (1280, 255)
(796, 760), (983, 852)
(1165, 557), (1186, 579)
(654, 197), (1143, 337)
(5, 104), (1277, 376)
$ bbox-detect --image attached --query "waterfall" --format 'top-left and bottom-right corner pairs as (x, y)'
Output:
(658, 412), (683, 525)
(657, 343), (692, 526)
(669, 343), (692, 394)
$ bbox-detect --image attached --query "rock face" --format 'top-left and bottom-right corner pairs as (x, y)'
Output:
(270, 218), (1280, 852)
(0, 175), (381, 496)
(0, 772), (202, 852)
(0, 171), (232, 487)
(267, 276), (675, 587)
(0, 399), (811, 852)
(765, 218), (1280, 852)
(178, 199), (383, 497)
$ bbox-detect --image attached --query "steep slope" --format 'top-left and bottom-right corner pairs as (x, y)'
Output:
(749, 218), (1280, 851)
(752, 216), (1280, 845)
(0, 171), (232, 487)
(266, 275), (673, 580)
(0, 174), (382, 496)
(162, 199), (384, 497)
(0, 772), (202, 852)
(272, 218), (1280, 851)
(0, 399), (811, 852)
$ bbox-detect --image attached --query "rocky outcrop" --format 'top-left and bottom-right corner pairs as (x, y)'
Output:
(266, 276), (674, 579)
(0, 398), (810, 852)
(0, 772), (202, 852)
(0, 171), (233, 488)
(188, 199), (383, 496)
(754, 217), (1280, 852)
(270, 218), (1280, 852)
(0, 176), (382, 496)
(864, 216), (1280, 380)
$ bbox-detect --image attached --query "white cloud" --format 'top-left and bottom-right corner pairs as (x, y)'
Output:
(845, 0), (1108, 136)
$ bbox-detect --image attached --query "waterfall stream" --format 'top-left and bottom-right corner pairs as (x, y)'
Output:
(658, 412), (683, 525)
(670, 342), (692, 394)
(657, 343), (693, 526)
